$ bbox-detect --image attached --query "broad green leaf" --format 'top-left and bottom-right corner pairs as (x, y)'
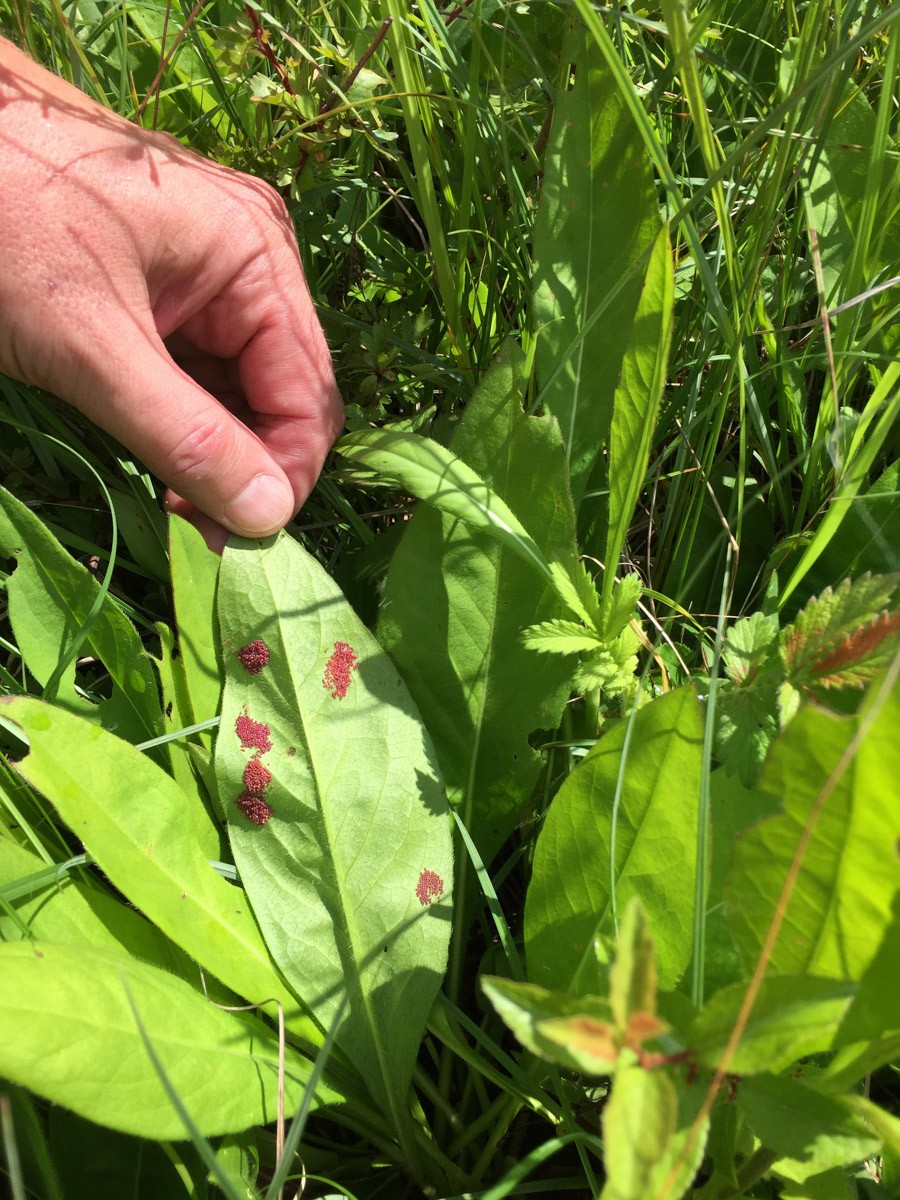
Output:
(800, 84), (900, 313)
(818, 1034), (900, 1094)
(642, 1077), (710, 1200)
(739, 1075), (879, 1181)
(215, 531), (453, 1123)
(687, 976), (853, 1075)
(599, 1065), (679, 1200)
(337, 425), (552, 583)
(481, 976), (620, 1075)
(778, 1169), (855, 1200)
(377, 345), (577, 866)
(704, 769), (780, 995)
(834, 894), (900, 1045)
(603, 226), (673, 617)
(0, 835), (212, 989)
(533, 27), (657, 507)
(803, 462), (900, 597)
(0, 485), (162, 745)
(725, 673), (900, 980)
(0, 942), (337, 1140)
(0, 696), (316, 1044)
(169, 514), (222, 727)
(526, 688), (703, 991)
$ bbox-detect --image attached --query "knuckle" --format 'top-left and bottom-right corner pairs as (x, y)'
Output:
(166, 416), (230, 486)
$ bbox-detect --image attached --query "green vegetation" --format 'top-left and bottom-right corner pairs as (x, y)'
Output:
(1, 0), (899, 1196)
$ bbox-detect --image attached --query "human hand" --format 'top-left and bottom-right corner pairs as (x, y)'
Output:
(0, 38), (343, 550)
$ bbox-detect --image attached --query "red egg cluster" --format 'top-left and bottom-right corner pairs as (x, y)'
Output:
(322, 640), (359, 700)
(237, 639), (270, 675)
(235, 703), (274, 826)
(236, 791), (273, 827)
(235, 710), (272, 754)
(415, 868), (445, 906)
(243, 755), (272, 794)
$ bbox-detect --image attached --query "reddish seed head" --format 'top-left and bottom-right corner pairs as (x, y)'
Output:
(415, 869), (445, 907)
(243, 756), (272, 795)
(322, 641), (359, 700)
(236, 791), (273, 827)
(235, 710), (272, 753)
(237, 639), (270, 675)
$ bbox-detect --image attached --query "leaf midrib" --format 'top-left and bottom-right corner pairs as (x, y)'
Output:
(264, 557), (401, 1121)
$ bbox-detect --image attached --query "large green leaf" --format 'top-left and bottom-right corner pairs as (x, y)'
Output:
(215, 531), (453, 1126)
(375, 345), (577, 867)
(0, 942), (337, 1140)
(526, 688), (703, 991)
(0, 486), (162, 744)
(603, 226), (674, 614)
(532, 27), (658, 507)
(0, 835), (219, 992)
(725, 672), (900, 980)
(337, 425), (552, 584)
(834, 894), (900, 1046)
(738, 1074), (880, 1182)
(169, 514), (222, 727)
(687, 976), (854, 1075)
(599, 1065), (708, 1200)
(0, 696), (316, 1044)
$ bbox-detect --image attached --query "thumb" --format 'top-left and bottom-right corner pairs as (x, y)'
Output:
(83, 332), (296, 537)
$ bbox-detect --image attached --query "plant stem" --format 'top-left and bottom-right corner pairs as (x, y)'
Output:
(711, 1146), (780, 1198)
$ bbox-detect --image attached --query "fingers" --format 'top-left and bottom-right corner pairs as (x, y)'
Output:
(84, 326), (299, 538)
(172, 236), (345, 517)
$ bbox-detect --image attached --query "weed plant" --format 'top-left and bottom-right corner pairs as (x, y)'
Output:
(1, 1), (899, 1197)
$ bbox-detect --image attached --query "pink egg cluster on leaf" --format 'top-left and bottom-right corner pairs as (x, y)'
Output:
(415, 869), (445, 906)
(243, 756), (272, 794)
(237, 638), (270, 675)
(322, 641), (359, 700)
(236, 791), (272, 827)
(234, 707), (274, 825)
(235, 710), (272, 754)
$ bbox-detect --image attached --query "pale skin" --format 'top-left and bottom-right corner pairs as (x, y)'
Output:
(0, 37), (344, 551)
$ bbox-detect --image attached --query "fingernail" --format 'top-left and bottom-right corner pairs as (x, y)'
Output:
(223, 474), (294, 536)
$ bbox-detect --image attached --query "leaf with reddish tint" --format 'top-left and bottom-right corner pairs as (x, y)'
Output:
(215, 532), (453, 1133)
(481, 976), (622, 1075)
(780, 573), (899, 689)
